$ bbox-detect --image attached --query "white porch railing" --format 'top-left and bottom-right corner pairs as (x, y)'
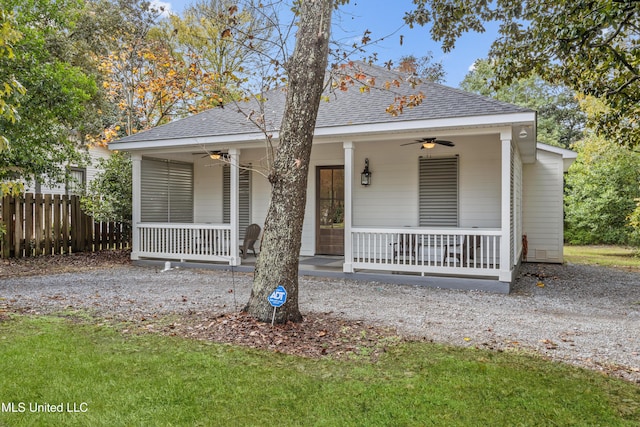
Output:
(136, 223), (234, 263)
(351, 227), (502, 278)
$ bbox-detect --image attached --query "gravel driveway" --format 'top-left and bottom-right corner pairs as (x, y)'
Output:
(1, 262), (639, 382)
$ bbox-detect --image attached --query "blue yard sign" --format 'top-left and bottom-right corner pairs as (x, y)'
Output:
(268, 286), (287, 308)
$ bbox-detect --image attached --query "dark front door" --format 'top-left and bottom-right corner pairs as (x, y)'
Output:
(316, 166), (344, 255)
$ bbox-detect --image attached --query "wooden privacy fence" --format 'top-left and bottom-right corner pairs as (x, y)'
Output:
(1, 193), (130, 259)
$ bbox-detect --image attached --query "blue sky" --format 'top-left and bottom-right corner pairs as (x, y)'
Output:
(156, 0), (498, 87)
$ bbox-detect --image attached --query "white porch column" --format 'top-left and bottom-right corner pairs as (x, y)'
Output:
(500, 132), (513, 282)
(130, 153), (142, 260)
(343, 141), (354, 273)
(229, 148), (240, 266)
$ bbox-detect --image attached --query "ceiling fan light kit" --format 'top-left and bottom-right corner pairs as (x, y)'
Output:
(400, 137), (455, 149)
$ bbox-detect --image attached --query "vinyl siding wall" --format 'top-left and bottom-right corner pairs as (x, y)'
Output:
(193, 155), (224, 223)
(522, 149), (564, 263)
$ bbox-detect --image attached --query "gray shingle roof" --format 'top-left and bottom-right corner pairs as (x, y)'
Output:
(114, 62), (533, 144)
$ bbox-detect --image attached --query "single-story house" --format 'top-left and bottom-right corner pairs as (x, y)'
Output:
(110, 62), (576, 292)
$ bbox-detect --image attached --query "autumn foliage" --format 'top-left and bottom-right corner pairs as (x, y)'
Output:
(99, 41), (229, 141)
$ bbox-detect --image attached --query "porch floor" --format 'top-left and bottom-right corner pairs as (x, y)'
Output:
(133, 255), (510, 294)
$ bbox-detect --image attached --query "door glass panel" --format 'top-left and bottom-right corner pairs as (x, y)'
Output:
(319, 169), (332, 199)
(318, 168), (344, 229)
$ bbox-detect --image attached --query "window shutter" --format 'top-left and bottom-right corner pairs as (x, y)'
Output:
(419, 156), (458, 227)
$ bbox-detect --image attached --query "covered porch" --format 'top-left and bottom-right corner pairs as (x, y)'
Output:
(126, 126), (526, 291)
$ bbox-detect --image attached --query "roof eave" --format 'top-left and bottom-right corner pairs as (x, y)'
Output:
(109, 111), (536, 152)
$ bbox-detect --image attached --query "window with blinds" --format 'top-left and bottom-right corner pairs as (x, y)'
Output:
(67, 168), (86, 195)
(141, 158), (193, 223)
(419, 156), (459, 227)
(223, 164), (251, 239)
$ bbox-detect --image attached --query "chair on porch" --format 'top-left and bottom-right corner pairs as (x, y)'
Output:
(392, 233), (419, 264)
(443, 235), (481, 266)
(240, 224), (261, 259)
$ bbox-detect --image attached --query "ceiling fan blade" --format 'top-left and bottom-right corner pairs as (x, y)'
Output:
(400, 141), (423, 146)
(435, 140), (455, 147)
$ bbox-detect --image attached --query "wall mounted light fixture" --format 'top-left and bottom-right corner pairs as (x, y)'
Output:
(361, 158), (372, 186)
(519, 126), (528, 139)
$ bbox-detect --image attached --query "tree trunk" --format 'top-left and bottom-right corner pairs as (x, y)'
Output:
(244, 0), (334, 323)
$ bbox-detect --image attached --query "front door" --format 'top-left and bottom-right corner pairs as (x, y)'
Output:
(316, 166), (344, 255)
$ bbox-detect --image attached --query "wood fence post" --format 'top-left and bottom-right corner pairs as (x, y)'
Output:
(71, 195), (80, 252)
(34, 193), (43, 256)
(44, 194), (52, 255)
(85, 210), (92, 252)
(13, 195), (22, 258)
(24, 193), (34, 257)
(53, 194), (61, 254)
(94, 221), (100, 251)
(1, 195), (12, 258)
(62, 195), (69, 254)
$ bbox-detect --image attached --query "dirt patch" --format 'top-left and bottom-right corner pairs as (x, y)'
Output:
(0, 250), (131, 278)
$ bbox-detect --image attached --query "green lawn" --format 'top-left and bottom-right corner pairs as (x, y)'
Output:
(564, 245), (640, 270)
(1, 315), (638, 426)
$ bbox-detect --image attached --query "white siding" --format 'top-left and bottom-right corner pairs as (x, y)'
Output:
(86, 146), (111, 182)
(194, 155), (224, 223)
(458, 137), (501, 228)
(522, 149), (564, 263)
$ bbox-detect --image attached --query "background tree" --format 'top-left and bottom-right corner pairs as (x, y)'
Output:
(460, 59), (585, 148)
(99, 39), (228, 136)
(97, 0), (253, 141)
(0, 0), (98, 187)
(0, 8), (24, 196)
(565, 95), (640, 245)
(395, 53), (445, 84)
(564, 135), (640, 245)
(80, 151), (132, 226)
(164, 0), (273, 92)
(405, 0), (640, 146)
(0, 9), (22, 134)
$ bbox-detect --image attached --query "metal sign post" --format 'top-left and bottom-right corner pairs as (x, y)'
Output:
(267, 285), (287, 326)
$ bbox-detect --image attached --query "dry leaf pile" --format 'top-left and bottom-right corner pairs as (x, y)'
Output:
(150, 311), (402, 361)
(0, 250), (131, 278)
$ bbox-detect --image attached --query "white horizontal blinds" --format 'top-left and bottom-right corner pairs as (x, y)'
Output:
(141, 158), (193, 223)
(419, 156), (459, 227)
(141, 158), (169, 222)
(168, 161), (194, 223)
(223, 164), (251, 239)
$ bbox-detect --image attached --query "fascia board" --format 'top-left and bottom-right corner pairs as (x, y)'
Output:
(109, 132), (274, 151)
(312, 112), (536, 139)
(109, 112), (536, 152)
